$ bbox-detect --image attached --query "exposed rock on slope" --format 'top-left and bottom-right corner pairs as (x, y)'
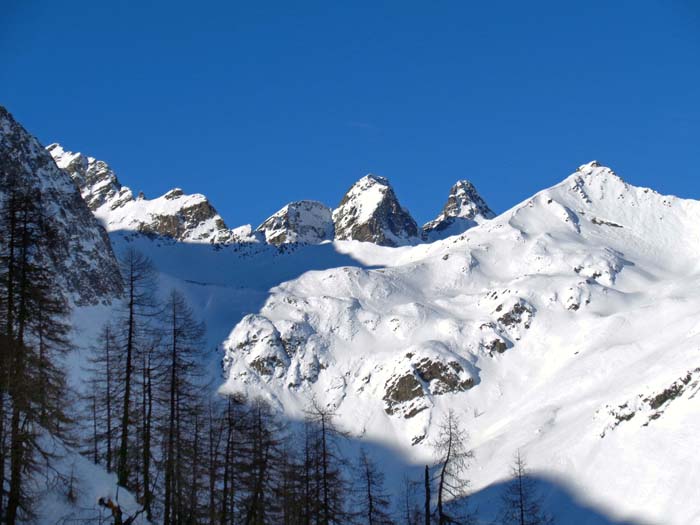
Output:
(0, 107), (122, 304)
(422, 179), (494, 241)
(48, 144), (239, 244)
(256, 200), (334, 245)
(332, 174), (419, 246)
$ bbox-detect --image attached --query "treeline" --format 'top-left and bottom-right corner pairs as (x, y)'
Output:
(0, 171), (553, 525)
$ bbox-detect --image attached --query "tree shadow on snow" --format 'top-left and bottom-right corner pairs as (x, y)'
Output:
(462, 475), (658, 525)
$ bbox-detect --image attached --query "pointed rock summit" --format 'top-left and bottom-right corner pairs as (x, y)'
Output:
(48, 144), (238, 244)
(422, 180), (494, 241)
(256, 200), (334, 245)
(332, 174), (419, 246)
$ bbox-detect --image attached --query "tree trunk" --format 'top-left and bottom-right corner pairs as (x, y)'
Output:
(118, 269), (135, 488)
(424, 465), (431, 525)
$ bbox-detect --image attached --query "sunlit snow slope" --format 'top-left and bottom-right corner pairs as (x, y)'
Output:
(220, 162), (700, 525)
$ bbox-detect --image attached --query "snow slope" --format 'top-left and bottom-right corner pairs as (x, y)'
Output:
(220, 161), (700, 525)
(13, 109), (697, 524)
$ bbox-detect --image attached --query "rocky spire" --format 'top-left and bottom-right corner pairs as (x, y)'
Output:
(422, 179), (494, 241)
(332, 174), (419, 246)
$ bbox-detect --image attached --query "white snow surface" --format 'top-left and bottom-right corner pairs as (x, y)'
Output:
(54, 159), (700, 524)
(212, 161), (700, 525)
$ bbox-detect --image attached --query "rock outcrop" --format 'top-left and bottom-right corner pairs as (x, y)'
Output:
(256, 200), (334, 245)
(422, 179), (494, 241)
(48, 144), (238, 244)
(332, 174), (419, 246)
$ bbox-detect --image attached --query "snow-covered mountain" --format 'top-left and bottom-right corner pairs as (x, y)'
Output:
(221, 161), (700, 525)
(47, 143), (248, 244)
(422, 179), (494, 241)
(256, 200), (334, 245)
(7, 102), (700, 523)
(332, 174), (420, 246)
(0, 108), (122, 305)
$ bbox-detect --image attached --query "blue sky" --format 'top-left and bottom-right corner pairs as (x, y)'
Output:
(2, 1), (699, 227)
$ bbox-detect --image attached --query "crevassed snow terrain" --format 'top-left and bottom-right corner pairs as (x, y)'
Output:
(220, 162), (700, 525)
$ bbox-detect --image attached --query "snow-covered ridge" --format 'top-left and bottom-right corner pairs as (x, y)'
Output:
(48, 143), (249, 244)
(49, 143), (496, 247)
(221, 160), (700, 524)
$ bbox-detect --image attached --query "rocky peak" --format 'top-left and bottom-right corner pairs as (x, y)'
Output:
(0, 107), (123, 305)
(256, 200), (334, 245)
(422, 179), (494, 241)
(47, 143), (133, 212)
(47, 145), (238, 244)
(332, 174), (419, 246)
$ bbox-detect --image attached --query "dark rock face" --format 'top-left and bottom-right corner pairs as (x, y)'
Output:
(384, 373), (424, 415)
(423, 180), (494, 241)
(256, 200), (334, 245)
(414, 358), (474, 394)
(333, 174), (419, 246)
(383, 353), (475, 418)
(0, 106), (123, 305)
(497, 301), (534, 329)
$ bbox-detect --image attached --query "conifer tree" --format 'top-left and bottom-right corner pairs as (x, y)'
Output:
(352, 448), (394, 525)
(303, 400), (349, 525)
(83, 322), (120, 472)
(115, 247), (156, 490)
(499, 451), (553, 525)
(431, 409), (473, 525)
(0, 170), (73, 524)
(159, 289), (205, 525)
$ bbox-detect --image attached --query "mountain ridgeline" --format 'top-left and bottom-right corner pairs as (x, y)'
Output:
(2, 103), (698, 525)
(47, 143), (494, 247)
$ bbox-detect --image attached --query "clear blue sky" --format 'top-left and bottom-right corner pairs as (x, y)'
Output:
(2, 1), (699, 227)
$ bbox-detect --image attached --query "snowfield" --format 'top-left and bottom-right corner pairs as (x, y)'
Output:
(59, 159), (700, 524)
(215, 162), (700, 524)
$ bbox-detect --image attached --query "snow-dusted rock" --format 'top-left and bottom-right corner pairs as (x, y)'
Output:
(0, 107), (122, 305)
(332, 174), (419, 246)
(48, 144), (239, 244)
(256, 200), (334, 245)
(422, 179), (494, 241)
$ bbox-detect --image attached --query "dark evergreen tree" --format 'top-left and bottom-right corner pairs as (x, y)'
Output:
(158, 289), (205, 525)
(431, 410), (473, 525)
(499, 451), (553, 525)
(83, 322), (121, 472)
(398, 474), (423, 525)
(352, 448), (394, 525)
(115, 247), (157, 490)
(303, 400), (349, 525)
(238, 398), (286, 525)
(0, 170), (73, 524)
